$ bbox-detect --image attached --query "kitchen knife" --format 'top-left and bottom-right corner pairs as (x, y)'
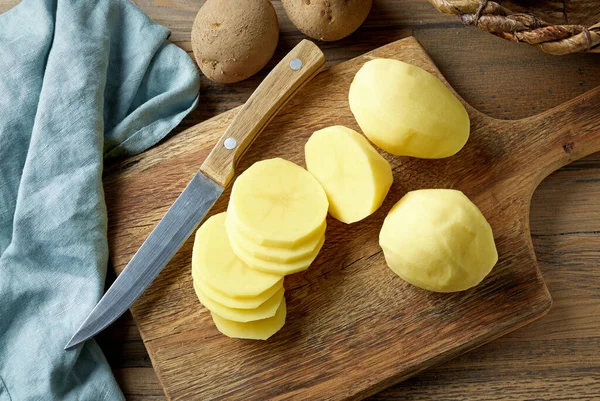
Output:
(65, 40), (325, 349)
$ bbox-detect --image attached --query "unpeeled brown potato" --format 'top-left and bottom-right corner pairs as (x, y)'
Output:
(282, 0), (372, 41)
(191, 0), (279, 83)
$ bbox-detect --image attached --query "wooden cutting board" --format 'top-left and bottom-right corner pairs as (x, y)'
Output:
(103, 37), (600, 400)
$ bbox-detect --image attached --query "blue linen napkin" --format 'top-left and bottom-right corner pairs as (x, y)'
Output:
(0, 0), (200, 399)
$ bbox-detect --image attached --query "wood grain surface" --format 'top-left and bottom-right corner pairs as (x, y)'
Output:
(101, 35), (565, 400)
(2, 0), (599, 400)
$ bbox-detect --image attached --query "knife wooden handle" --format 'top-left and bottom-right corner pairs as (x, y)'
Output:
(200, 40), (326, 187)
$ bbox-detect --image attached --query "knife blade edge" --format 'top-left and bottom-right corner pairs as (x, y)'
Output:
(65, 172), (223, 349)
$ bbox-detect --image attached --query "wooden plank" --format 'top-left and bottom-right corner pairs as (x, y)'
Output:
(3, 0), (600, 400)
(99, 33), (592, 400)
(100, 160), (600, 400)
(114, 368), (166, 401)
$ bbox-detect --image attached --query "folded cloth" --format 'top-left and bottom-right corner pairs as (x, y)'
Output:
(0, 0), (199, 399)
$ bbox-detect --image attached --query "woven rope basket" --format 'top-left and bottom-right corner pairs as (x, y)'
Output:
(428, 0), (599, 55)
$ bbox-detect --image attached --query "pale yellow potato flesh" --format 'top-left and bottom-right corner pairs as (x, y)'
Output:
(379, 189), (498, 292)
(228, 158), (329, 247)
(349, 58), (470, 158)
(194, 275), (283, 309)
(193, 280), (284, 322)
(226, 214), (326, 263)
(305, 125), (393, 224)
(212, 298), (287, 340)
(191, 212), (282, 298)
(229, 229), (325, 275)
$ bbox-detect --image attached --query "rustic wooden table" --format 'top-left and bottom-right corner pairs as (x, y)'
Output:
(2, 0), (599, 399)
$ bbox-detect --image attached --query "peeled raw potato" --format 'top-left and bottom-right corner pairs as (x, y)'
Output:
(195, 276), (283, 310)
(226, 216), (326, 263)
(192, 213), (282, 298)
(194, 280), (284, 322)
(349, 59), (470, 158)
(191, 0), (279, 83)
(282, 0), (372, 41)
(380, 189), (498, 292)
(305, 125), (393, 224)
(212, 298), (287, 340)
(228, 158), (329, 247)
(229, 230), (325, 275)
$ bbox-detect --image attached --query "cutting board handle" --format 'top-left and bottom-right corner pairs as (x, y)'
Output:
(200, 40), (326, 187)
(518, 85), (600, 187)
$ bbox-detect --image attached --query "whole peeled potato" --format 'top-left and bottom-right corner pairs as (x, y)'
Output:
(282, 0), (372, 41)
(380, 189), (498, 293)
(192, 0), (279, 84)
(349, 59), (470, 158)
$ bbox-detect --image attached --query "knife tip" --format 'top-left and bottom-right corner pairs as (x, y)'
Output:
(64, 332), (86, 350)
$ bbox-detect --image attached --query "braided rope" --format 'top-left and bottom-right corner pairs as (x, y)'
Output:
(429, 0), (600, 55)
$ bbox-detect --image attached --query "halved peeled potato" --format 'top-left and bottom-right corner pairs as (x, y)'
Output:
(193, 280), (284, 322)
(226, 214), (326, 264)
(212, 298), (287, 340)
(228, 158), (329, 247)
(229, 229), (325, 275)
(194, 276), (283, 309)
(192, 212), (282, 298)
(305, 125), (393, 224)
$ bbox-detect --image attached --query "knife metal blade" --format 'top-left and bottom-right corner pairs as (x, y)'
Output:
(65, 172), (222, 349)
(65, 40), (325, 350)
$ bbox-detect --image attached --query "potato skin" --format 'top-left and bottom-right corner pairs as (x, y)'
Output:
(282, 0), (372, 41)
(191, 0), (279, 83)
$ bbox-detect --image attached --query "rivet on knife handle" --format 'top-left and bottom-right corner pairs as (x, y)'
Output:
(200, 40), (326, 187)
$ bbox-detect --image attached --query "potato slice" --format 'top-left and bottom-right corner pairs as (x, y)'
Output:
(192, 212), (282, 298)
(193, 280), (284, 322)
(229, 229), (325, 275)
(226, 214), (326, 263)
(305, 125), (393, 224)
(349, 58), (470, 158)
(194, 275), (283, 309)
(379, 189), (498, 292)
(212, 298), (287, 340)
(228, 158), (328, 247)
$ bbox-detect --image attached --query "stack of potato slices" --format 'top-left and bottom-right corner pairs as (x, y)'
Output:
(191, 158), (328, 339)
